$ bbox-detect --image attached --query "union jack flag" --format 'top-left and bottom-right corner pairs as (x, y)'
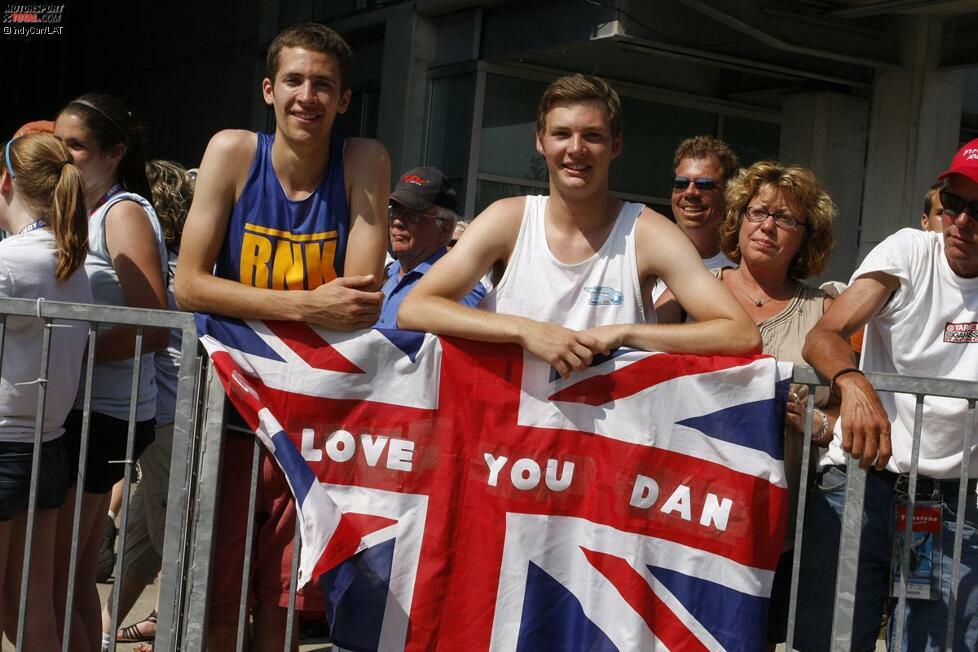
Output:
(197, 314), (790, 651)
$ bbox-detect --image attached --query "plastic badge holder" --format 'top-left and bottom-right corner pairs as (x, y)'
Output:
(890, 500), (942, 601)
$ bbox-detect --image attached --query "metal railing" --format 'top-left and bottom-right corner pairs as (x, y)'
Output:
(0, 296), (202, 652)
(2, 291), (976, 652)
(786, 366), (978, 651)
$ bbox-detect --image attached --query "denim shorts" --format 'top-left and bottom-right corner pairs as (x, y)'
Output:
(0, 437), (70, 521)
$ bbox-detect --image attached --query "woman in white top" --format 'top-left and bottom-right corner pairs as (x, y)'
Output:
(53, 94), (169, 652)
(0, 133), (92, 649)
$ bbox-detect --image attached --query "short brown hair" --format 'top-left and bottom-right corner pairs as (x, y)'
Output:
(720, 161), (836, 279)
(266, 23), (353, 90)
(536, 74), (622, 142)
(673, 136), (739, 183)
(923, 180), (944, 215)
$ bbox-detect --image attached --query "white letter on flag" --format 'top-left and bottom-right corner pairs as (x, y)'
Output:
(660, 484), (692, 521)
(629, 474), (659, 508)
(699, 493), (734, 532)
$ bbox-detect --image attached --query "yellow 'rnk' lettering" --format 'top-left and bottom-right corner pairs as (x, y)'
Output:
(239, 223), (338, 290)
(305, 239), (338, 285)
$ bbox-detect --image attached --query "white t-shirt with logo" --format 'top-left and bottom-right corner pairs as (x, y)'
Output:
(651, 250), (736, 304)
(821, 228), (978, 478)
(482, 195), (653, 328)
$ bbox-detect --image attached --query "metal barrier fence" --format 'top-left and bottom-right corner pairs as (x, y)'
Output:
(787, 366), (978, 652)
(0, 296), (202, 652)
(1, 292), (976, 652)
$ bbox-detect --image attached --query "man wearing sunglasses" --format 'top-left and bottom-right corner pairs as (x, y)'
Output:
(798, 141), (978, 650)
(376, 168), (485, 328)
(652, 136), (739, 303)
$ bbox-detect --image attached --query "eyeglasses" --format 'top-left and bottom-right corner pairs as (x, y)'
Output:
(672, 176), (719, 191)
(744, 206), (807, 230)
(388, 203), (439, 226)
(939, 189), (978, 222)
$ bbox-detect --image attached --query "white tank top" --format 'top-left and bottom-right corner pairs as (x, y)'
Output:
(483, 195), (653, 329)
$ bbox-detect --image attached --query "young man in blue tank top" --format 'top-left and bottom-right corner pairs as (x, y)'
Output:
(400, 74), (760, 373)
(174, 23), (390, 650)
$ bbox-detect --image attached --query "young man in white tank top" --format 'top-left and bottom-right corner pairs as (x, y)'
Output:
(399, 74), (760, 373)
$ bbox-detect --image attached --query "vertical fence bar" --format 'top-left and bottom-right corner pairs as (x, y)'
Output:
(830, 462), (867, 649)
(14, 319), (54, 650)
(235, 439), (262, 652)
(784, 385), (817, 651)
(180, 366), (229, 650)
(945, 399), (977, 649)
(0, 314), (7, 378)
(891, 393), (926, 652)
(156, 325), (205, 652)
(107, 328), (144, 651)
(62, 325), (97, 652)
(284, 520), (301, 651)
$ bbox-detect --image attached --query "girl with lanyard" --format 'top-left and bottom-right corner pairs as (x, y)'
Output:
(0, 134), (92, 649)
(53, 94), (169, 652)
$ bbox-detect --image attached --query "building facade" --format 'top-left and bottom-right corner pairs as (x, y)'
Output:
(299, 0), (978, 283)
(6, 0), (978, 282)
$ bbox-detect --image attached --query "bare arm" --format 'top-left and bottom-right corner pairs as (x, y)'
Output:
(802, 273), (898, 469)
(95, 201), (170, 362)
(174, 130), (383, 328)
(582, 211), (761, 356)
(343, 138), (390, 285)
(397, 197), (601, 377)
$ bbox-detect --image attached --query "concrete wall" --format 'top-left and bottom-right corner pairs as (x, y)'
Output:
(859, 16), (962, 259)
(376, 4), (438, 176)
(780, 92), (871, 284)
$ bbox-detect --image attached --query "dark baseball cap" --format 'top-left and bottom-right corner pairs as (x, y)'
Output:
(390, 167), (457, 213)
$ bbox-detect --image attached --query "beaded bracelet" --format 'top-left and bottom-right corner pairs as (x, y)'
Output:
(811, 407), (831, 445)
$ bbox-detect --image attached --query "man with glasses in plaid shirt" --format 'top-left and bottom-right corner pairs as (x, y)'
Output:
(798, 139), (978, 650)
(376, 167), (485, 328)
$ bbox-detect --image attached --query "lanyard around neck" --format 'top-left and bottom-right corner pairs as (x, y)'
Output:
(18, 219), (47, 235)
(88, 183), (124, 216)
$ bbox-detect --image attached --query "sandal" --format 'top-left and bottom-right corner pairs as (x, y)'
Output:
(116, 610), (157, 644)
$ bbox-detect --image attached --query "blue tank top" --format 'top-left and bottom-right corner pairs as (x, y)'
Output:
(216, 132), (349, 288)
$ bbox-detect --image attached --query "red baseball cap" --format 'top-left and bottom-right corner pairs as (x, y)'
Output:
(938, 138), (978, 185)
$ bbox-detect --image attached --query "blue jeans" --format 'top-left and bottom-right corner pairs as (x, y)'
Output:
(794, 466), (978, 651)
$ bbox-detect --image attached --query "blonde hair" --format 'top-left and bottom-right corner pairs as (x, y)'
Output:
(720, 160), (836, 279)
(536, 74), (622, 141)
(2, 134), (88, 282)
(145, 159), (194, 249)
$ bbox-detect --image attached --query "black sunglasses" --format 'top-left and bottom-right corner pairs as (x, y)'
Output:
(939, 189), (978, 221)
(672, 176), (719, 191)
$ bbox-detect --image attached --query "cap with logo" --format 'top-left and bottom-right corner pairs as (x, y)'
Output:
(938, 138), (978, 185)
(390, 166), (457, 213)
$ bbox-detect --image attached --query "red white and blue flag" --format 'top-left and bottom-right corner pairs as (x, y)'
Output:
(197, 314), (791, 651)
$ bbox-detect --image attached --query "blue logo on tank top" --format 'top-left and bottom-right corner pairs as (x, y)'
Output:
(583, 286), (623, 306)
